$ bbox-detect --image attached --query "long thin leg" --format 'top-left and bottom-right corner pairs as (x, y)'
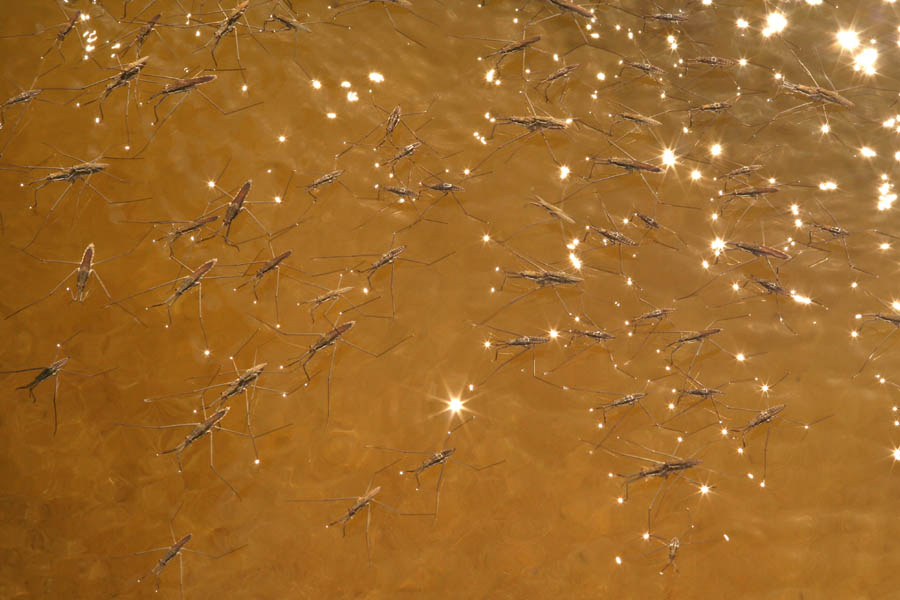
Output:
(178, 551), (184, 600)
(478, 286), (543, 325)
(52, 373), (60, 435)
(243, 389), (259, 464)
(274, 269), (281, 324)
(479, 347), (530, 386)
(208, 431), (240, 498)
(92, 270), (144, 324)
(389, 263), (396, 317)
(325, 343), (338, 427)
(198, 284), (209, 350)
(365, 503), (373, 565)
(433, 462), (445, 521)
(854, 327), (899, 377)
(5, 269), (76, 319)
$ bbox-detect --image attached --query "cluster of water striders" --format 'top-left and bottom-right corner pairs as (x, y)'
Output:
(2, 0), (900, 594)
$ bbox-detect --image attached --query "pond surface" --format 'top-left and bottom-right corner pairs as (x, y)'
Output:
(1, 0), (899, 597)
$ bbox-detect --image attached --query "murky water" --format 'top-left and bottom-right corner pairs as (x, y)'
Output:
(2, 0), (900, 597)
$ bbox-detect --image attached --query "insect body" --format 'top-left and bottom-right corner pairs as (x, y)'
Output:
(158, 406), (230, 470)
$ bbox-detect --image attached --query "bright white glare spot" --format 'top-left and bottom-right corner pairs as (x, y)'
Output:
(347, 91), (359, 102)
(368, 72), (384, 83)
(241, 84), (248, 92)
(881, 242), (891, 250)
(691, 169), (701, 180)
(893, 448), (900, 461)
(737, 18), (749, 29)
(837, 30), (860, 50)
(340, 81), (351, 88)
(711, 237), (726, 251)
(615, 556), (622, 565)
(732, 282), (739, 291)
(821, 123), (831, 134)
(878, 181), (896, 210)
(483, 341), (491, 349)
(763, 13), (787, 37)
(819, 181), (837, 190)
(662, 148), (676, 166)
(482, 234), (490, 242)
(748, 472), (754, 479)
(274, 196), (282, 204)
(485, 69), (496, 83)
(854, 47), (878, 75)
(736, 353), (746, 361)
(596, 72), (606, 80)
(278, 135), (286, 143)
(700, 485), (710, 494)
(312, 80), (322, 89)
(791, 293), (812, 305)
(569, 253), (582, 270)
(861, 147), (877, 157)
(710, 144), (722, 156)
(448, 397), (463, 413)
(204, 349), (210, 356)
(560, 166), (570, 179)
(327, 112), (337, 119)
(207, 180), (215, 188)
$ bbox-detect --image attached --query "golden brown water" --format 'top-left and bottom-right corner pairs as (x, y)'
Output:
(2, 0), (900, 597)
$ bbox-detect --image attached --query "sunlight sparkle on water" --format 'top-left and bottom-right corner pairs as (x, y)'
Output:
(854, 47), (878, 75)
(837, 30), (860, 50)
(662, 149), (676, 166)
(763, 13), (787, 37)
